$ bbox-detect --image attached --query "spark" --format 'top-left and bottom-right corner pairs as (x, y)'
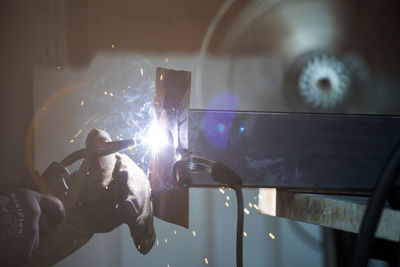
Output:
(165, 57), (168, 63)
(69, 139), (75, 143)
(42, 107), (47, 111)
(115, 203), (119, 208)
(225, 202), (229, 207)
(111, 43), (115, 49)
(226, 196), (230, 200)
(80, 100), (84, 106)
(244, 208), (250, 215)
(192, 230), (196, 237)
(156, 240), (159, 246)
(249, 202), (253, 208)
(269, 233), (276, 240)
(254, 204), (259, 210)
(57, 66), (61, 70)
(109, 92), (114, 96)
(128, 85), (131, 89)
(243, 232), (247, 237)
(167, 264), (170, 267)
(160, 74), (164, 80)
(74, 129), (82, 138)
(104, 91), (108, 95)
(219, 188), (225, 194)
(173, 230), (177, 235)
(140, 67), (144, 76)
(85, 171), (90, 176)
(204, 258), (209, 265)
(164, 239), (168, 243)
(138, 244), (141, 250)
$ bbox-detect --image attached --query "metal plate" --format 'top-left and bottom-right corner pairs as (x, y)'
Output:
(189, 109), (400, 192)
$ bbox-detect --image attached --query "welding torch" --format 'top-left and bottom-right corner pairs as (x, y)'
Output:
(40, 139), (134, 199)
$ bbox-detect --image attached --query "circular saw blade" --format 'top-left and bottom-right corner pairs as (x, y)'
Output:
(199, 0), (400, 114)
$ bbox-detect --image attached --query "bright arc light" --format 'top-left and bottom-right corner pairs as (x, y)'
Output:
(145, 120), (170, 152)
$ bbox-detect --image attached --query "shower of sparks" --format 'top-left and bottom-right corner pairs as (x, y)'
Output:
(164, 239), (168, 243)
(192, 230), (196, 237)
(243, 232), (247, 237)
(140, 68), (144, 76)
(269, 233), (276, 240)
(249, 202), (253, 208)
(111, 44), (115, 49)
(80, 100), (85, 106)
(74, 129), (82, 138)
(244, 208), (250, 215)
(204, 258), (209, 265)
(225, 202), (229, 207)
(69, 139), (74, 143)
(219, 188), (225, 194)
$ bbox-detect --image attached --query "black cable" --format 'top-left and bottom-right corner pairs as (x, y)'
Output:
(233, 185), (244, 267)
(176, 159), (244, 267)
(352, 142), (400, 267)
(211, 162), (243, 267)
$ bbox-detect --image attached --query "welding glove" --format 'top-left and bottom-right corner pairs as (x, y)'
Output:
(27, 129), (155, 266)
(76, 129), (156, 251)
(0, 188), (64, 267)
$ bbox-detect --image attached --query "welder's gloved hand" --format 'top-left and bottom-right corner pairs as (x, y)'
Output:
(77, 129), (155, 254)
(0, 188), (64, 267)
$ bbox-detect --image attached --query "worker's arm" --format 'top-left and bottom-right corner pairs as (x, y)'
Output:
(0, 188), (65, 267)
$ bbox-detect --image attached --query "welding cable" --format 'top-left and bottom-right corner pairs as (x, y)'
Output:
(211, 162), (244, 267)
(352, 142), (400, 267)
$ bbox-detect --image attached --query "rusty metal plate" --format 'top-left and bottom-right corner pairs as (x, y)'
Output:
(149, 67), (190, 228)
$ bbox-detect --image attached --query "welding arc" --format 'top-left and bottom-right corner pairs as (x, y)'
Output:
(61, 139), (135, 167)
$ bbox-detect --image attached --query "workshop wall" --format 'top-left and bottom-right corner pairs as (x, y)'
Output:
(1, 0), (324, 266)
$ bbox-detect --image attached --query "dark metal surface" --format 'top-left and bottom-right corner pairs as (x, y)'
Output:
(188, 109), (400, 192)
